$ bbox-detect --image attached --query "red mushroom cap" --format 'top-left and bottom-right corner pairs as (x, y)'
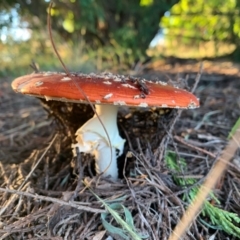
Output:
(11, 72), (199, 109)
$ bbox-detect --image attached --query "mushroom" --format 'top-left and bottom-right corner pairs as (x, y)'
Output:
(12, 71), (199, 179)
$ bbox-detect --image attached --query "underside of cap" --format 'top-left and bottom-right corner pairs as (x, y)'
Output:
(11, 72), (200, 109)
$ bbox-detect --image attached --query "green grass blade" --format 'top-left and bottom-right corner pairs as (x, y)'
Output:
(228, 117), (240, 139)
(89, 189), (146, 240)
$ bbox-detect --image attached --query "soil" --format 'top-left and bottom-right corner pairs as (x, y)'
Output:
(0, 61), (240, 239)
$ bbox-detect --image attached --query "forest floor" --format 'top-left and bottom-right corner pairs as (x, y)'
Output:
(0, 60), (240, 239)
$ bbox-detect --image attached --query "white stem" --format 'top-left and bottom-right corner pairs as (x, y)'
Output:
(94, 146), (118, 179)
(93, 104), (119, 144)
(72, 104), (125, 179)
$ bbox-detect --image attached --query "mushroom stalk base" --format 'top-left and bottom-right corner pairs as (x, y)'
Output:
(94, 146), (118, 179)
(72, 104), (125, 179)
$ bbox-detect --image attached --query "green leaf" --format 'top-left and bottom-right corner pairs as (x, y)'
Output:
(88, 189), (148, 240)
(63, 18), (75, 33)
(101, 211), (130, 240)
(228, 117), (240, 139)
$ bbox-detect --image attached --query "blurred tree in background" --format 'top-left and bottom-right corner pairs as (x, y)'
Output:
(50, 0), (178, 60)
(1, 0), (240, 76)
(161, 0), (240, 60)
(0, 0), (178, 70)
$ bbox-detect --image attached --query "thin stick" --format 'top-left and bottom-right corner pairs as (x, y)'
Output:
(191, 62), (203, 93)
(47, 1), (113, 177)
(174, 135), (240, 170)
(47, 3), (69, 75)
(156, 63), (202, 167)
(0, 187), (104, 213)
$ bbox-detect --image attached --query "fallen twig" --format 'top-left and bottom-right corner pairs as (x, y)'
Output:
(0, 187), (104, 213)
